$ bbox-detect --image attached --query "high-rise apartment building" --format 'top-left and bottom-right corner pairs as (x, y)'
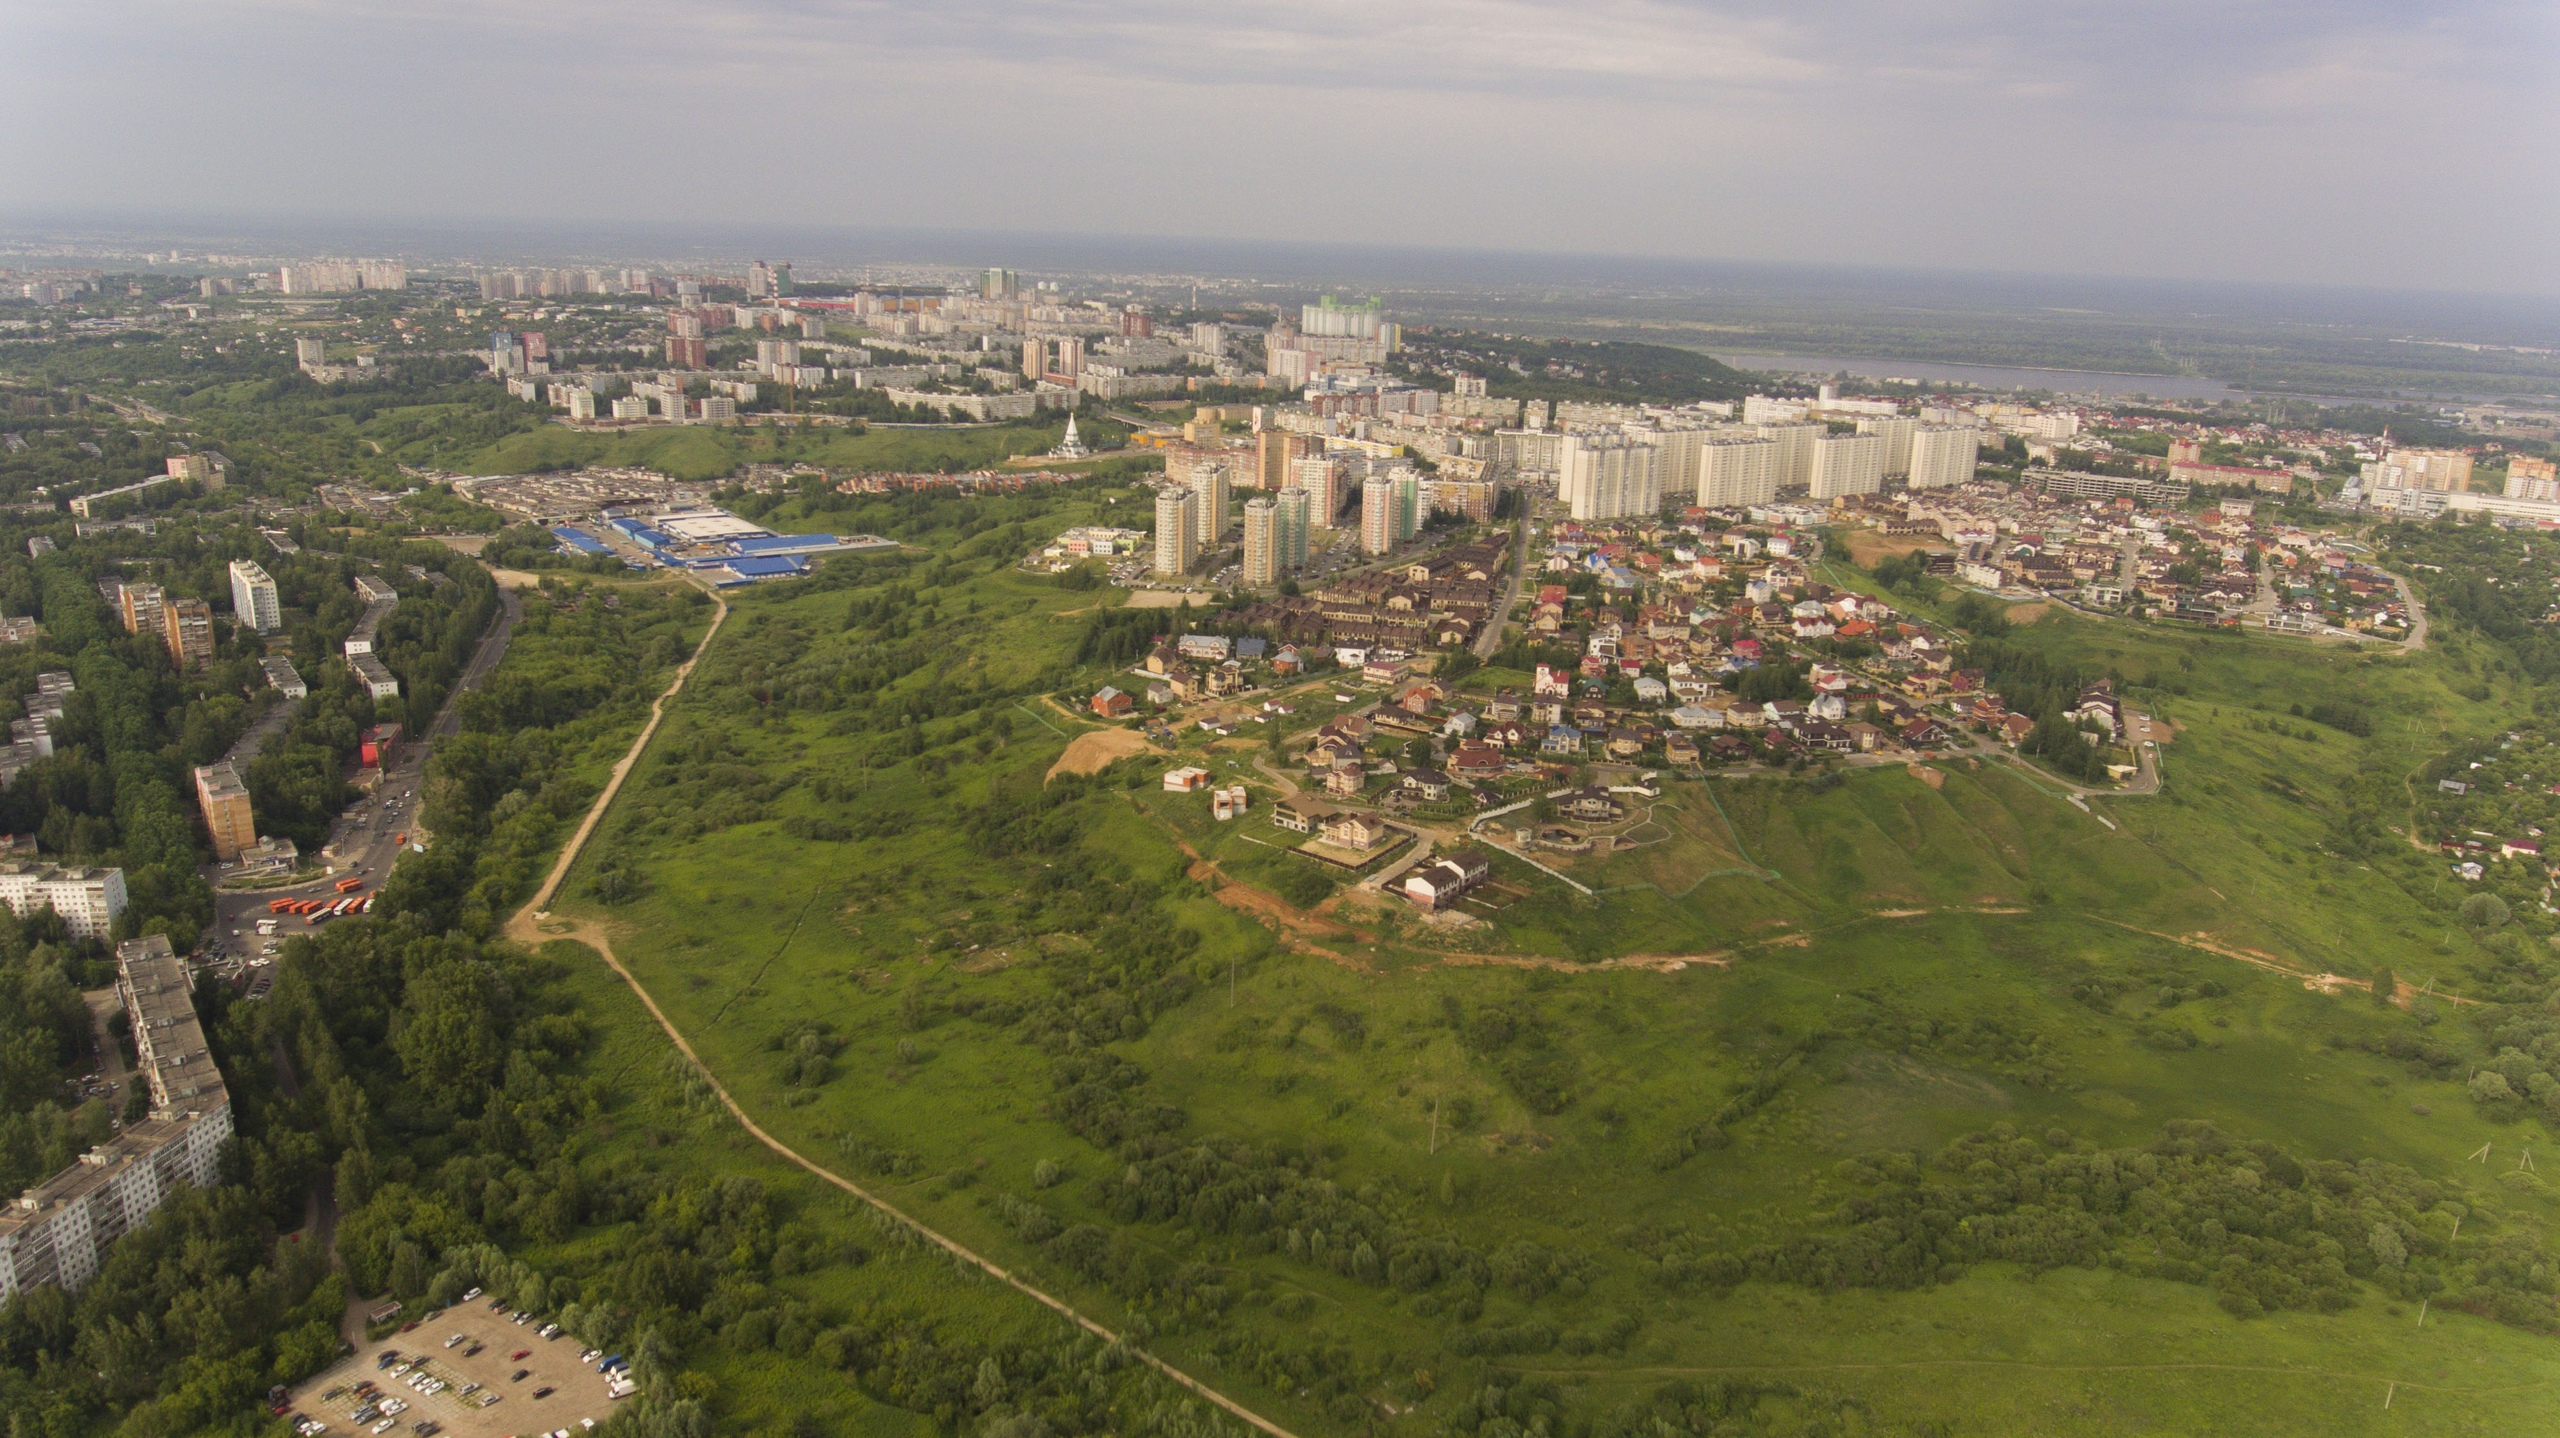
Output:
(1293, 455), (1346, 525)
(1194, 464), (1232, 548)
(1274, 487), (1312, 572)
(2507, 455), (2560, 502)
(2383, 447), (2473, 492)
(1698, 435), (1780, 507)
(1857, 415), (1918, 476)
(1055, 336), (1085, 378)
(1242, 497), (1280, 586)
(1907, 425), (1982, 490)
(666, 335), (707, 369)
(1756, 422), (1825, 492)
(162, 599), (213, 670)
(1809, 431), (1887, 500)
(1154, 487), (1199, 576)
(1022, 338), (1045, 380)
(192, 763), (256, 861)
(228, 560), (280, 634)
(1559, 434), (1661, 521)
(982, 268), (1020, 300)
(1360, 476), (1397, 555)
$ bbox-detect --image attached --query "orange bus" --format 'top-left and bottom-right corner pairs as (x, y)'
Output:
(334, 877), (364, 894)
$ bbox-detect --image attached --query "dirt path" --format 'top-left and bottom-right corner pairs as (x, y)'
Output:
(504, 589), (1300, 1438)
(2094, 918), (2476, 1006)
(521, 585), (729, 916)
(513, 915), (1299, 1438)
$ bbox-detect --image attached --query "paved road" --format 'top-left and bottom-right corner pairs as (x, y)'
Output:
(1474, 518), (1531, 660)
(203, 588), (523, 965)
(2392, 569), (2430, 650)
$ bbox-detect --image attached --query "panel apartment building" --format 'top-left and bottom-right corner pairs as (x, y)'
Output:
(0, 937), (231, 1301)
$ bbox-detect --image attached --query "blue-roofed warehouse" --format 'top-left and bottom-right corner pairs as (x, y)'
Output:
(551, 527), (611, 555)
(709, 555), (809, 585)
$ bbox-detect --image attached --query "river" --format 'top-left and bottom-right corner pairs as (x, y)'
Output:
(1712, 352), (2382, 407)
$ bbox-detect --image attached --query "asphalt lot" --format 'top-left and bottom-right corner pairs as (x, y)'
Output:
(285, 1300), (619, 1438)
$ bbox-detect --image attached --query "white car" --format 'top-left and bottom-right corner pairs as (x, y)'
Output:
(370, 1423), (394, 1436)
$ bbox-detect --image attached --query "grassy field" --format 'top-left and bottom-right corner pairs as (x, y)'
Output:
(529, 495), (2560, 1436)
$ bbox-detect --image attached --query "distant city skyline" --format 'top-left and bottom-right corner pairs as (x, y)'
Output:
(6, 1), (2555, 296)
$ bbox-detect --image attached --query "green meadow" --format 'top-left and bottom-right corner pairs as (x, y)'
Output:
(536, 495), (2560, 1436)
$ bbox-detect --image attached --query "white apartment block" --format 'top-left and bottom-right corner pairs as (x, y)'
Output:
(228, 560), (280, 634)
(1907, 425), (1982, 490)
(1559, 434), (1662, 522)
(1360, 476), (1397, 555)
(1154, 487), (1199, 576)
(1193, 464), (1231, 548)
(350, 654), (401, 700)
(1755, 422), (1825, 492)
(1857, 415), (1918, 476)
(1698, 435), (1780, 507)
(1809, 431), (1886, 499)
(1242, 497), (1279, 586)
(0, 863), (126, 940)
(1742, 395), (1810, 425)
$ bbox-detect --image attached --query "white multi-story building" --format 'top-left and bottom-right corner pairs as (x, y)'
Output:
(1907, 425), (1982, 490)
(1546, 437), (1669, 527)
(1292, 455), (1347, 526)
(228, 560), (280, 634)
(0, 937), (231, 1302)
(350, 654), (401, 700)
(1154, 487), (1199, 576)
(1698, 435), (1780, 507)
(1360, 475), (1397, 555)
(1755, 422), (1825, 492)
(1193, 463), (1231, 548)
(1857, 415), (1918, 476)
(1809, 431), (1886, 499)
(1742, 395), (1810, 425)
(0, 863), (125, 940)
(1242, 497), (1279, 586)
(1559, 434), (1661, 521)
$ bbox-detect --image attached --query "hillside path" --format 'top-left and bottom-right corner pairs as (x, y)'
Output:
(506, 582), (1301, 1438)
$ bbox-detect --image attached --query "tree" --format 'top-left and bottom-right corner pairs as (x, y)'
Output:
(2371, 966), (2397, 1006)
(2459, 892), (2511, 931)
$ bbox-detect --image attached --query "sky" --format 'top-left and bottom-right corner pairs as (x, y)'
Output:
(5, 0), (2557, 294)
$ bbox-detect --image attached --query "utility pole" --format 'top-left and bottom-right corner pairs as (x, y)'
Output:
(1429, 1095), (1441, 1155)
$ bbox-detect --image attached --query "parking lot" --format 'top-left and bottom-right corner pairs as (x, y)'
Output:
(284, 1298), (622, 1438)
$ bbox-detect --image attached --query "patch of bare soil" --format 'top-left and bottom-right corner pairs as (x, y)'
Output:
(1046, 727), (1154, 781)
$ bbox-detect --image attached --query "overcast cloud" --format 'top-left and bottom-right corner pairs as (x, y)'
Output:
(4, 0), (2555, 291)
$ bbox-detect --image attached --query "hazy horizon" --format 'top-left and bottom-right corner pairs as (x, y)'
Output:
(6, 2), (2554, 297)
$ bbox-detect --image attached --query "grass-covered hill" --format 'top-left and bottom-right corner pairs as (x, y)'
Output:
(505, 495), (2560, 1436)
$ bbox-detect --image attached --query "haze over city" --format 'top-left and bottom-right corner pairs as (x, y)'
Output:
(6, 0), (2557, 293)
